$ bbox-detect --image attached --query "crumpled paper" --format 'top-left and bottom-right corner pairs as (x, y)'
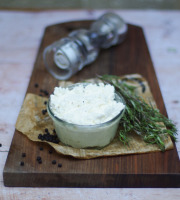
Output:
(15, 74), (173, 159)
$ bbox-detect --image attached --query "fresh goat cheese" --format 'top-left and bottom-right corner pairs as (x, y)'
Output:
(50, 83), (125, 125)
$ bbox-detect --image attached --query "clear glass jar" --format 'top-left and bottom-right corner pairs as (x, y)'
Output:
(47, 83), (126, 149)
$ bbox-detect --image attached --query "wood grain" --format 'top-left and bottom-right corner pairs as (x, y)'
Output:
(3, 21), (180, 188)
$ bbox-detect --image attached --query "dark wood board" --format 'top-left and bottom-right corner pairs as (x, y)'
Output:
(3, 21), (180, 188)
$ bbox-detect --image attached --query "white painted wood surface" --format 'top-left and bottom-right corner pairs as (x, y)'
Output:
(0, 10), (179, 199)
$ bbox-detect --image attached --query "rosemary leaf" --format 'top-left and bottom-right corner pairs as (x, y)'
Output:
(99, 75), (177, 151)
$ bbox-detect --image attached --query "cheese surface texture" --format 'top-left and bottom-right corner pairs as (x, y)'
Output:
(50, 83), (125, 125)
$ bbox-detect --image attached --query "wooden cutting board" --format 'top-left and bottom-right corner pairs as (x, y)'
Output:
(3, 21), (180, 188)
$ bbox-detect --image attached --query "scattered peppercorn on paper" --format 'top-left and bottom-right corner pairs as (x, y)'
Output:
(15, 74), (173, 159)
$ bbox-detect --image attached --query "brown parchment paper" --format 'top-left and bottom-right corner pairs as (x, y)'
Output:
(15, 74), (173, 159)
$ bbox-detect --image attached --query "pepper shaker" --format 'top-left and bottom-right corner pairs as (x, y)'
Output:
(43, 12), (128, 80)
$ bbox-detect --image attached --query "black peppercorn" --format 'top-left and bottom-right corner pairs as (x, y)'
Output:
(38, 134), (42, 140)
(49, 150), (53, 154)
(58, 163), (62, 168)
(42, 109), (47, 115)
(34, 83), (39, 88)
(44, 90), (49, 96)
(52, 160), (56, 165)
(37, 156), (41, 161)
(22, 153), (26, 157)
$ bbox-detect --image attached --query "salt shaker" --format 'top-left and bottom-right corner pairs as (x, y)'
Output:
(43, 12), (128, 80)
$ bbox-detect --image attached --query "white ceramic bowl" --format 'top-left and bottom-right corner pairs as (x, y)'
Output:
(47, 83), (125, 149)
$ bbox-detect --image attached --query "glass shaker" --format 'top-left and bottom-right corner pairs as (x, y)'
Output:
(43, 12), (128, 80)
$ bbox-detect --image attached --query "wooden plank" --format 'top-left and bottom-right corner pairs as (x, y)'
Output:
(3, 21), (180, 188)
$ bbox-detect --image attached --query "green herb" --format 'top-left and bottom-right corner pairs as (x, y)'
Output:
(99, 75), (177, 151)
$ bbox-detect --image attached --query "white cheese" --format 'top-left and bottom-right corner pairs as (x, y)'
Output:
(50, 83), (125, 125)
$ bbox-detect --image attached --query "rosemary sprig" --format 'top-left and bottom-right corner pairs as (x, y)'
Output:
(99, 74), (177, 151)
